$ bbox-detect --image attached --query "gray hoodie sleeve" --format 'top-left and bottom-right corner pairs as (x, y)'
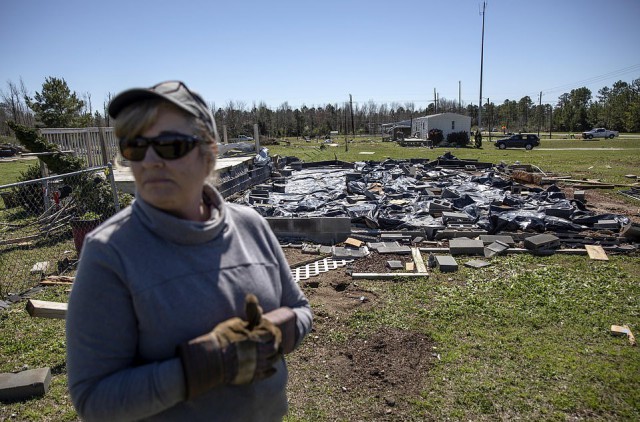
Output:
(66, 238), (186, 421)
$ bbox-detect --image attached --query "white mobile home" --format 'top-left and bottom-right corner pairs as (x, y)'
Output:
(411, 113), (471, 140)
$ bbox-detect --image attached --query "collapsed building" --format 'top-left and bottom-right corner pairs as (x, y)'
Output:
(234, 153), (638, 255)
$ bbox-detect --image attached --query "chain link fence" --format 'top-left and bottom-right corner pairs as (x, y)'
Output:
(0, 164), (126, 300)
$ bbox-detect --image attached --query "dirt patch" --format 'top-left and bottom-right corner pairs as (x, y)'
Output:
(284, 248), (435, 420)
(581, 190), (640, 223)
(349, 253), (415, 274)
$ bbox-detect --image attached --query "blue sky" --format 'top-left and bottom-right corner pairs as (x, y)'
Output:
(1, 0), (639, 112)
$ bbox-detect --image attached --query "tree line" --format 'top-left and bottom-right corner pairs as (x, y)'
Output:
(1, 76), (639, 139)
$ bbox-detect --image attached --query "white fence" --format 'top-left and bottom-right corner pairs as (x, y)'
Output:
(39, 127), (119, 168)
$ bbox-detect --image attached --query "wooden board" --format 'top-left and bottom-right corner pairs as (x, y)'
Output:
(26, 300), (68, 319)
(411, 247), (427, 273)
(351, 272), (429, 280)
(344, 237), (363, 248)
(585, 245), (609, 261)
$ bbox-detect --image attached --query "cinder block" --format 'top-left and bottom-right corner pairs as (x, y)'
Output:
(545, 206), (574, 219)
(464, 259), (491, 269)
(435, 229), (488, 240)
(594, 219), (619, 230)
(449, 238), (485, 256)
(377, 245), (412, 255)
(621, 222), (640, 241)
(523, 234), (560, 250)
(435, 255), (458, 272)
(479, 235), (515, 246)
(484, 240), (509, 258)
(333, 247), (368, 259)
(387, 260), (403, 269)
(574, 190), (586, 202)
(442, 212), (473, 224)
(0, 368), (51, 402)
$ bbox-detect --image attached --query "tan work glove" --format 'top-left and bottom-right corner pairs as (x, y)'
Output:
(263, 307), (297, 354)
(178, 294), (282, 399)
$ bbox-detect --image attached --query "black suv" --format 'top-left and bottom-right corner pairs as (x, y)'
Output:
(494, 134), (540, 150)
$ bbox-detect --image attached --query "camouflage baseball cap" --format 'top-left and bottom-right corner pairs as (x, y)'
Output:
(108, 80), (216, 135)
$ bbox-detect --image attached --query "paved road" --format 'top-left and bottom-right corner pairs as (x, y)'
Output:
(535, 147), (640, 151)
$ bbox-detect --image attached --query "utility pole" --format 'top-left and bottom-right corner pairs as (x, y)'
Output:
(478, 1), (486, 132)
(458, 81), (461, 113)
(349, 94), (355, 146)
(487, 97), (491, 142)
(538, 91), (542, 138)
(434, 88), (437, 113)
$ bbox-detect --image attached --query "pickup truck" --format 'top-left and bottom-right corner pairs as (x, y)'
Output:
(581, 128), (618, 139)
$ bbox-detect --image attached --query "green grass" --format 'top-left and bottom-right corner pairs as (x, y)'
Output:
(0, 159), (35, 186)
(336, 255), (640, 420)
(2, 134), (640, 420)
(269, 136), (640, 187)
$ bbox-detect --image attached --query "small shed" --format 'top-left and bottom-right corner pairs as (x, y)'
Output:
(411, 113), (471, 140)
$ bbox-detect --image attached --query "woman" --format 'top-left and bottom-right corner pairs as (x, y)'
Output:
(66, 81), (312, 421)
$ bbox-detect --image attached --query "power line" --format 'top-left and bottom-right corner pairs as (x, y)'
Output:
(540, 63), (640, 95)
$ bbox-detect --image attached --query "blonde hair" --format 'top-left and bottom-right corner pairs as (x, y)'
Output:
(114, 99), (218, 175)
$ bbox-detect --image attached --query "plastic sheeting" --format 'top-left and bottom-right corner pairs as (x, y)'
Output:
(238, 158), (631, 235)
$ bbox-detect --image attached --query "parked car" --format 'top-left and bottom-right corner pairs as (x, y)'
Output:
(494, 134), (540, 150)
(581, 128), (618, 139)
(236, 135), (253, 141)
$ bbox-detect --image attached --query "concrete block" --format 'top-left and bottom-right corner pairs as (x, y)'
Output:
(333, 246), (368, 260)
(484, 240), (510, 258)
(442, 212), (473, 224)
(464, 259), (491, 269)
(435, 229), (488, 240)
(386, 260), (403, 269)
(380, 233), (410, 241)
(377, 245), (412, 255)
(435, 255), (458, 272)
(545, 206), (574, 219)
(441, 188), (460, 199)
(523, 234), (560, 250)
(0, 368), (51, 402)
(594, 219), (619, 230)
(479, 235), (515, 246)
(621, 222), (640, 241)
(449, 238), (485, 256)
(30, 261), (49, 274)
(574, 190), (586, 202)
(266, 217), (351, 245)
(367, 242), (401, 251)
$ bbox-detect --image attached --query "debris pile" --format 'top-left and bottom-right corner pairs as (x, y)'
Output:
(237, 155), (637, 254)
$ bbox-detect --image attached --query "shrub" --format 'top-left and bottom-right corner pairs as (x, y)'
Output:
(428, 129), (444, 145)
(447, 131), (470, 147)
(13, 164), (45, 215)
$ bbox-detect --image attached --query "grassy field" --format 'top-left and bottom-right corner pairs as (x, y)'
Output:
(1, 136), (639, 420)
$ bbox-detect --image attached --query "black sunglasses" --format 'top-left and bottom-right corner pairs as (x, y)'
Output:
(119, 133), (203, 161)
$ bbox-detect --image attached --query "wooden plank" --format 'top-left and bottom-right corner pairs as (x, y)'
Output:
(26, 300), (67, 319)
(42, 275), (75, 283)
(351, 272), (429, 280)
(411, 247), (427, 273)
(585, 245), (609, 261)
(344, 237), (363, 248)
(611, 324), (637, 346)
(405, 262), (415, 272)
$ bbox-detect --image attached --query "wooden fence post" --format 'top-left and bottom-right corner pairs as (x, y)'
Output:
(98, 128), (109, 166)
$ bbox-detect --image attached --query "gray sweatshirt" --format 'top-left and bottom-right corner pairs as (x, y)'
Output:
(66, 185), (312, 421)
